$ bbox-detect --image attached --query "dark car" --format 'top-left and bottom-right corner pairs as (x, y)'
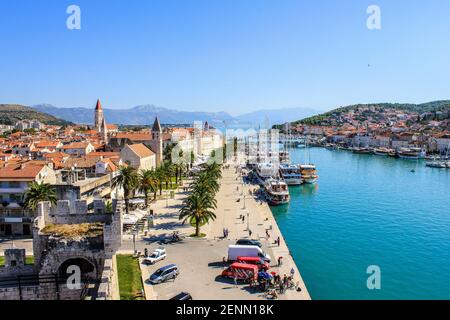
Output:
(236, 239), (262, 248)
(169, 292), (193, 300)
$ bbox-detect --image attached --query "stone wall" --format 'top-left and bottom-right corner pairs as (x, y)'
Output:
(0, 282), (83, 300)
(96, 255), (120, 300)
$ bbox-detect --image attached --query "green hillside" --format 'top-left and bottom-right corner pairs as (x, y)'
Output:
(289, 100), (450, 127)
(0, 104), (72, 126)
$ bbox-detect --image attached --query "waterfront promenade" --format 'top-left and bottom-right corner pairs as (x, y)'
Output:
(121, 161), (310, 300)
(207, 163), (310, 300)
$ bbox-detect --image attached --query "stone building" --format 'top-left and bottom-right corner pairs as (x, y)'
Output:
(0, 199), (122, 300)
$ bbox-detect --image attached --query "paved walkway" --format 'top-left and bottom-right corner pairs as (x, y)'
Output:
(208, 163), (311, 300)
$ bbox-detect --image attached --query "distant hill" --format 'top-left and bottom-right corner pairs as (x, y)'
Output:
(32, 104), (235, 126)
(236, 107), (322, 127)
(0, 104), (72, 126)
(289, 100), (450, 126)
(32, 103), (323, 127)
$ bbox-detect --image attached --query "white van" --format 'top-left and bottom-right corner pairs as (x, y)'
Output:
(227, 245), (271, 262)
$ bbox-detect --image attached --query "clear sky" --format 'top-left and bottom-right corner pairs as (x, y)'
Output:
(1, 0), (450, 115)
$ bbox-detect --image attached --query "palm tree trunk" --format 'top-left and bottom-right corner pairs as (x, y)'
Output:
(124, 197), (130, 215)
(195, 217), (200, 237)
(144, 191), (149, 207)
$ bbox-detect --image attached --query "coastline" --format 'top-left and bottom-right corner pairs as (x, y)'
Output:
(208, 162), (311, 300)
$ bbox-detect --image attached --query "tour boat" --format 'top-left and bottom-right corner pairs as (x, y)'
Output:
(300, 164), (319, 184)
(255, 163), (279, 185)
(279, 163), (302, 185)
(264, 179), (290, 206)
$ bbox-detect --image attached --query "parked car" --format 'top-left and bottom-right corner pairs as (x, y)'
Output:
(143, 248), (166, 265)
(237, 256), (270, 271)
(228, 245), (271, 262)
(169, 292), (193, 300)
(149, 264), (179, 284)
(236, 239), (262, 248)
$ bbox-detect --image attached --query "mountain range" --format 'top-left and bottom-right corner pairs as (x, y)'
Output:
(31, 104), (321, 127)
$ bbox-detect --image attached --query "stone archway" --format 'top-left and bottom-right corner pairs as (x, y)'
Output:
(57, 257), (97, 280)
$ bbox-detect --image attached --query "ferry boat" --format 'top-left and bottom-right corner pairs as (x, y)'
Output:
(300, 164), (319, 184)
(255, 163), (279, 185)
(397, 148), (426, 160)
(264, 179), (290, 206)
(279, 163), (302, 185)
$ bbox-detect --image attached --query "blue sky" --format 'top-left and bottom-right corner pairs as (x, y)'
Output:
(0, 0), (450, 115)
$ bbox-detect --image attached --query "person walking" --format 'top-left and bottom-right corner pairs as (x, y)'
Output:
(234, 275), (238, 288)
(290, 267), (295, 278)
(277, 236), (281, 247)
(249, 229), (252, 237)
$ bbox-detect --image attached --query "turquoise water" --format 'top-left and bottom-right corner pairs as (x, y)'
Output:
(271, 147), (450, 300)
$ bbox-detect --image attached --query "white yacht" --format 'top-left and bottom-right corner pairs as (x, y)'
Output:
(279, 163), (302, 185)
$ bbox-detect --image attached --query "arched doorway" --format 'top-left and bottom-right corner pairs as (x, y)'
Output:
(58, 258), (96, 279)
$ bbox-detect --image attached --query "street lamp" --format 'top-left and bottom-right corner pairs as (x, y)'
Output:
(247, 211), (250, 232)
(132, 231), (137, 256)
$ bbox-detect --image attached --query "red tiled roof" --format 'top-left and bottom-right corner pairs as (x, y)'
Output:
(127, 144), (154, 158)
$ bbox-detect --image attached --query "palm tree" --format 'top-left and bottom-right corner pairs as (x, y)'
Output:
(179, 192), (217, 237)
(190, 171), (220, 195)
(138, 169), (158, 207)
(112, 166), (138, 214)
(24, 182), (57, 211)
(205, 162), (222, 180)
(154, 166), (165, 196)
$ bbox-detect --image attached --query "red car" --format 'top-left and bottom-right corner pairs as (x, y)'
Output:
(221, 263), (258, 281)
(237, 256), (270, 271)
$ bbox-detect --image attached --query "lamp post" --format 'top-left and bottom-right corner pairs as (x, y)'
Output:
(247, 211), (250, 232)
(132, 232), (137, 256)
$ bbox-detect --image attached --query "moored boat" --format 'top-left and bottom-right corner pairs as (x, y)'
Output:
(279, 163), (302, 185)
(398, 148), (426, 160)
(255, 163), (279, 185)
(352, 147), (372, 154)
(264, 179), (290, 206)
(373, 147), (391, 156)
(300, 164), (319, 184)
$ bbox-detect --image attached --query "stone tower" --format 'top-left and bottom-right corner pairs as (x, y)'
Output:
(101, 117), (109, 144)
(94, 99), (104, 132)
(150, 117), (163, 167)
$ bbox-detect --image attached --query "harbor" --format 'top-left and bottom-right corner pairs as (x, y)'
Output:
(271, 146), (450, 299)
(116, 159), (311, 300)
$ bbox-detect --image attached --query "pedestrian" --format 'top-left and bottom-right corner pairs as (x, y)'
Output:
(242, 216), (245, 223)
(249, 229), (252, 237)
(290, 268), (295, 278)
(277, 256), (283, 267)
(277, 236), (281, 247)
(234, 276), (238, 288)
(279, 281), (285, 294)
(266, 230), (270, 240)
